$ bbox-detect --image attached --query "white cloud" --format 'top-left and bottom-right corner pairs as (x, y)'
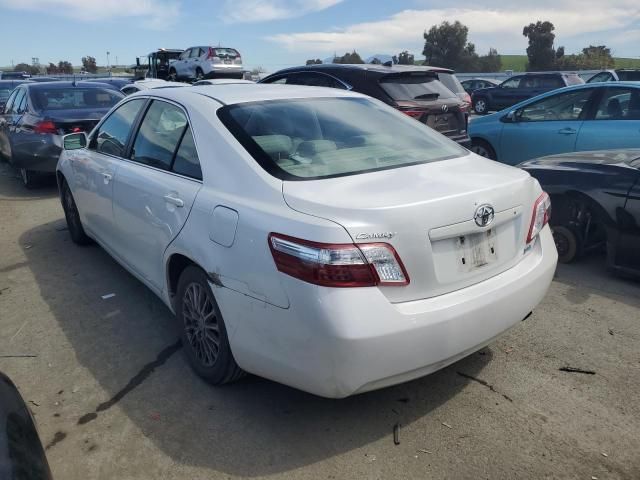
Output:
(267, 2), (640, 56)
(222, 0), (343, 23)
(0, 0), (180, 29)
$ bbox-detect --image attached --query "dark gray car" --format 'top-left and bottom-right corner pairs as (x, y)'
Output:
(0, 79), (32, 110)
(0, 81), (123, 187)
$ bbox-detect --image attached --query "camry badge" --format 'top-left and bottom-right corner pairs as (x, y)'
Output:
(474, 205), (495, 227)
(355, 232), (396, 240)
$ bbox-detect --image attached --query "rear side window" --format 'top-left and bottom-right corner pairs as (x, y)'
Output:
(278, 72), (347, 90)
(436, 72), (465, 94)
(130, 100), (188, 170)
(537, 76), (564, 88)
(617, 71), (640, 81)
(172, 125), (202, 179)
(595, 88), (640, 120)
(380, 73), (456, 100)
(9, 89), (26, 114)
(31, 88), (122, 111)
(93, 99), (146, 157)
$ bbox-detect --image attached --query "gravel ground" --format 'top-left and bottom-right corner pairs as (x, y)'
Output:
(1, 162), (639, 480)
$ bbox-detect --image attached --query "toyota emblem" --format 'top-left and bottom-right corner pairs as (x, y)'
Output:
(474, 204), (495, 227)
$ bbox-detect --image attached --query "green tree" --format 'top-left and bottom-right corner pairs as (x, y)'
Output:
(305, 58), (323, 65)
(46, 62), (59, 74)
(581, 45), (614, 68)
(333, 51), (364, 64)
(14, 62), (40, 75)
(422, 21), (471, 69)
(81, 56), (98, 73)
(522, 21), (559, 71)
(58, 60), (73, 74)
(397, 51), (415, 65)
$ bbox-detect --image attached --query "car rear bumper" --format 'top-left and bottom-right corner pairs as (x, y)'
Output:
(215, 226), (557, 398)
(11, 134), (61, 172)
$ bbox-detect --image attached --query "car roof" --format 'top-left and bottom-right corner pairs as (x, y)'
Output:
(0, 79), (32, 85)
(130, 83), (365, 106)
(269, 64), (455, 75)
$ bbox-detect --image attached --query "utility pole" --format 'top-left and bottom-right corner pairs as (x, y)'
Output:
(106, 51), (110, 70)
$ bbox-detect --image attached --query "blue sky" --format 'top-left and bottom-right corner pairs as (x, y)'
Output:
(1, 0), (639, 72)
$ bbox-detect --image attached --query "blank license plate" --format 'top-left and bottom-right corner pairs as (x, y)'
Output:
(456, 229), (497, 272)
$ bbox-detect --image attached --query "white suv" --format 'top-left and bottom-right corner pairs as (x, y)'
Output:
(168, 46), (243, 81)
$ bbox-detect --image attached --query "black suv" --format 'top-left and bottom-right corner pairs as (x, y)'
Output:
(471, 72), (584, 114)
(260, 64), (470, 147)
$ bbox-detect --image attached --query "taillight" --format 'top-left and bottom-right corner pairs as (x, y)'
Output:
(233, 56), (242, 65)
(207, 48), (221, 64)
(34, 120), (57, 134)
(396, 107), (425, 119)
(268, 233), (409, 287)
(526, 192), (552, 243)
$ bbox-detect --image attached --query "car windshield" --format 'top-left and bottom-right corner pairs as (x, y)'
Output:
(31, 87), (122, 111)
(219, 97), (466, 180)
(380, 73), (457, 100)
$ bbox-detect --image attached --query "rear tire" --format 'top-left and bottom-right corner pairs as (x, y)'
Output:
(167, 68), (177, 82)
(61, 180), (92, 245)
(552, 225), (582, 263)
(195, 67), (204, 81)
(473, 97), (489, 114)
(470, 139), (497, 160)
(176, 266), (245, 385)
(20, 168), (39, 189)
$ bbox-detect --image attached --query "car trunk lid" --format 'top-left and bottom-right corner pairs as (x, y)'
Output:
(283, 154), (539, 303)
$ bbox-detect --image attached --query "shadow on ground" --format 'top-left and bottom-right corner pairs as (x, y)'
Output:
(21, 219), (493, 476)
(0, 162), (58, 201)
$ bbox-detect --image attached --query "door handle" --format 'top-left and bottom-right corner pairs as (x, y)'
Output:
(102, 172), (112, 184)
(163, 193), (184, 208)
(557, 128), (577, 135)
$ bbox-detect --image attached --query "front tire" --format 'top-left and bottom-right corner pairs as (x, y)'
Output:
(473, 97), (489, 114)
(176, 266), (245, 385)
(552, 225), (582, 264)
(61, 180), (91, 245)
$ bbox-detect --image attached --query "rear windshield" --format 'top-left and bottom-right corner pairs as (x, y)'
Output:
(617, 71), (640, 81)
(214, 48), (240, 58)
(380, 73), (457, 101)
(564, 74), (585, 85)
(31, 88), (122, 111)
(436, 72), (465, 94)
(218, 97), (466, 180)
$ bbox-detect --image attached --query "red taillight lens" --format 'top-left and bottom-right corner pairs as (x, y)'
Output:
(34, 120), (57, 134)
(396, 107), (425, 119)
(207, 47), (214, 59)
(72, 127), (83, 133)
(527, 192), (552, 244)
(268, 233), (409, 287)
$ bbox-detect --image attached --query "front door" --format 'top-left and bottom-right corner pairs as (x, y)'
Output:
(492, 76), (522, 110)
(111, 99), (202, 289)
(72, 98), (146, 245)
(499, 88), (595, 164)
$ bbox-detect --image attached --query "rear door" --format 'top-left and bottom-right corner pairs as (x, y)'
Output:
(71, 98), (147, 246)
(111, 99), (202, 289)
(575, 86), (640, 152)
(499, 87), (595, 165)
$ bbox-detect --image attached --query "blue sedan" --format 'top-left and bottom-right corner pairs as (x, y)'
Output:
(469, 82), (640, 165)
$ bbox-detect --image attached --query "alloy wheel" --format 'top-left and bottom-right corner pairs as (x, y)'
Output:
(471, 145), (491, 158)
(182, 282), (221, 367)
(474, 100), (486, 113)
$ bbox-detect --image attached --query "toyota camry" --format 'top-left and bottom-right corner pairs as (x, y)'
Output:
(56, 84), (557, 398)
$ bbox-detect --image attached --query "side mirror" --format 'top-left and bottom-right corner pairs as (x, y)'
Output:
(501, 110), (518, 123)
(63, 132), (87, 150)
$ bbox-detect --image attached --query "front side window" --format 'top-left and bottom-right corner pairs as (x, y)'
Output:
(179, 49), (191, 60)
(588, 72), (613, 83)
(130, 100), (188, 170)
(595, 88), (640, 120)
(9, 89), (25, 114)
(218, 97), (466, 180)
(284, 73), (347, 90)
(518, 89), (594, 122)
(93, 99), (146, 157)
(501, 77), (521, 89)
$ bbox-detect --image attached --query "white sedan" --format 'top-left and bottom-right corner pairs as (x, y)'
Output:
(56, 84), (557, 398)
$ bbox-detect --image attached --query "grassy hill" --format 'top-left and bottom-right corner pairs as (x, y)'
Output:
(500, 54), (640, 72)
